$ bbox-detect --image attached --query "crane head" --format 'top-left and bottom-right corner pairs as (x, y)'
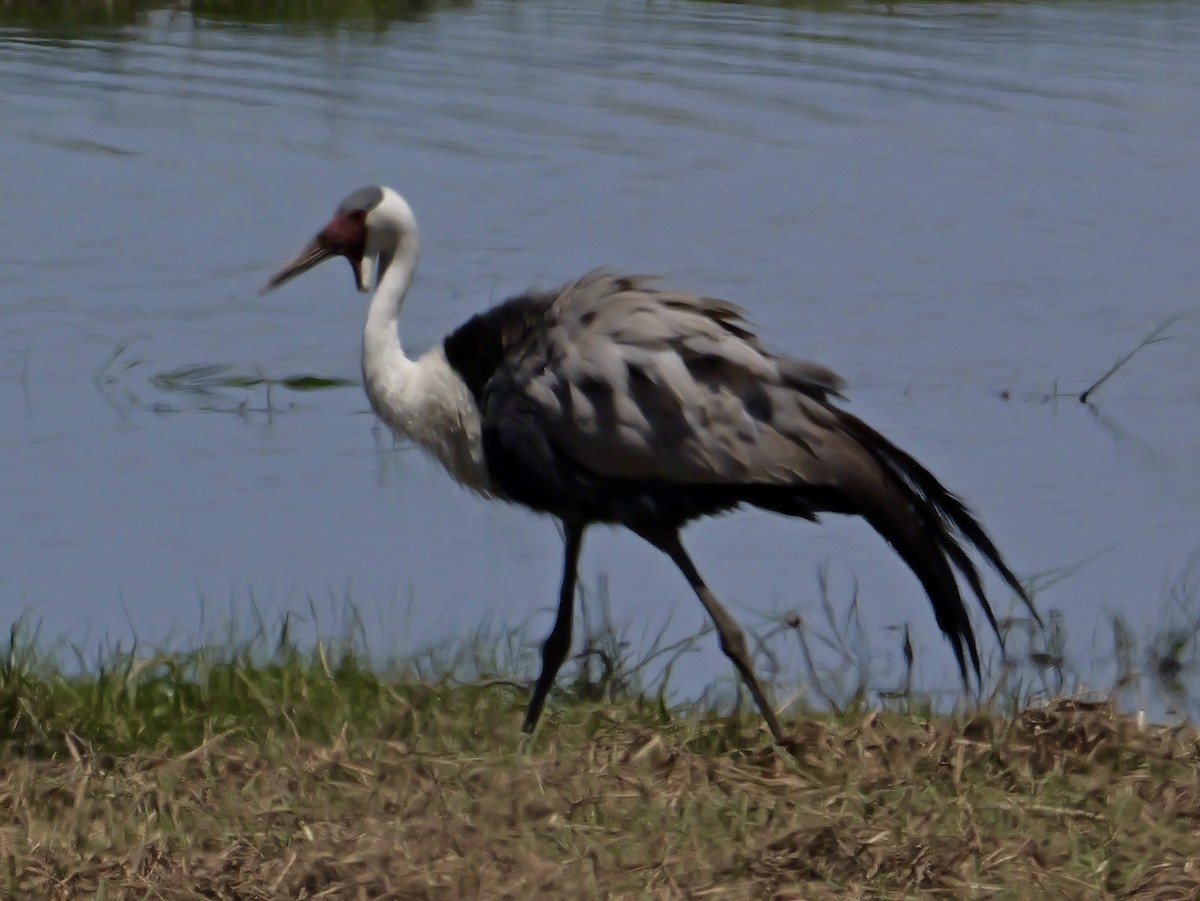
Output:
(262, 186), (398, 295)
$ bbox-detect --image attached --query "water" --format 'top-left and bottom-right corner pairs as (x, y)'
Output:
(2, 1), (1198, 706)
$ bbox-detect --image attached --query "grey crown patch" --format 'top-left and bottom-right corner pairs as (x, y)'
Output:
(338, 185), (385, 214)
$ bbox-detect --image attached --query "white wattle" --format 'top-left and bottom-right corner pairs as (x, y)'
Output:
(357, 256), (374, 293)
(360, 200), (493, 496)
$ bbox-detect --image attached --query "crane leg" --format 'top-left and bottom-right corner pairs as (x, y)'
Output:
(523, 521), (585, 734)
(636, 527), (789, 747)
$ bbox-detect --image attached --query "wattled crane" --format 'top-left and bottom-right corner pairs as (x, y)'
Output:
(264, 185), (1038, 745)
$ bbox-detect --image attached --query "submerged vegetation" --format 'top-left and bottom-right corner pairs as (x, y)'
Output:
(94, 342), (356, 418)
(1078, 314), (1189, 405)
(4, 594), (1200, 898)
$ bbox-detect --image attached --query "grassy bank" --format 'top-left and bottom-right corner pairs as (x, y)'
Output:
(3, 627), (1200, 899)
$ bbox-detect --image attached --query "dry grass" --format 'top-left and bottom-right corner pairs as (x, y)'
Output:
(4, 693), (1200, 899)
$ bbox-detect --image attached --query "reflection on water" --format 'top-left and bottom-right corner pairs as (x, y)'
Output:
(1, 0), (1198, 711)
(0, 0), (459, 33)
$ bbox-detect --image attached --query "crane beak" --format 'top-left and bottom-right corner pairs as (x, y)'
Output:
(260, 239), (334, 295)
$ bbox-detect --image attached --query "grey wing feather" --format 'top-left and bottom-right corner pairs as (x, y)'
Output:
(512, 269), (853, 486)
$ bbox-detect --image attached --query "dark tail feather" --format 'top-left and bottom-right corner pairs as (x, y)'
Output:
(864, 501), (982, 687)
(840, 414), (1041, 685)
(861, 423), (1040, 628)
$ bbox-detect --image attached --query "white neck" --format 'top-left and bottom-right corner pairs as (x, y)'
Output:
(360, 231), (492, 495)
(362, 235), (419, 382)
